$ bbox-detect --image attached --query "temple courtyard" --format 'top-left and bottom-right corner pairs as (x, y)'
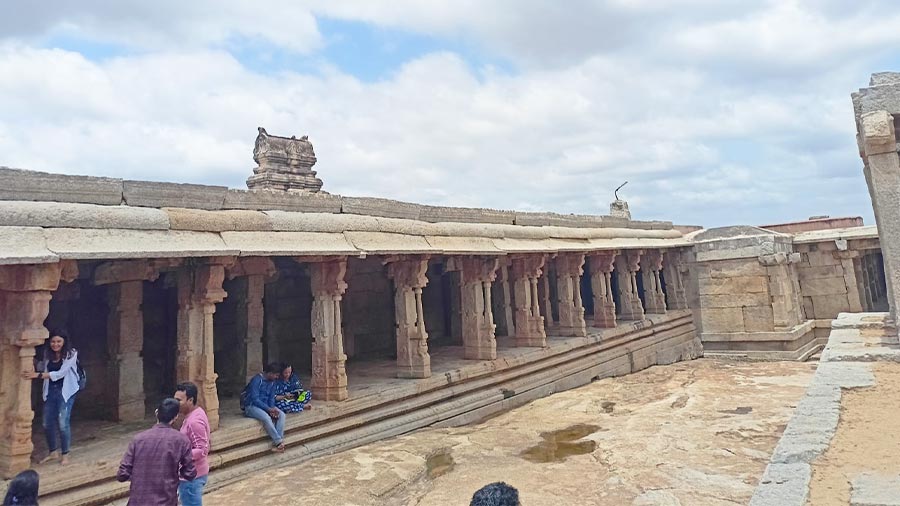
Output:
(201, 358), (815, 506)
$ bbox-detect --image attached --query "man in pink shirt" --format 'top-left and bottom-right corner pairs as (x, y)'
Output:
(174, 382), (210, 506)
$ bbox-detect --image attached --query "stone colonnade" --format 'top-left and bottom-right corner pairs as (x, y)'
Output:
(0, 247), (689, 477)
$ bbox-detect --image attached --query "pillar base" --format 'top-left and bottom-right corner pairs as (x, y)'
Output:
(514, 335), (547, 347)
(313, 387), (348, 402)
(397, 366), (431, 379)
(464, 344), (497, 360)
(556, 325), (587, 337)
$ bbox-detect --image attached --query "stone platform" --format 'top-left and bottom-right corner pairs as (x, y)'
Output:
(28, 310), (698, 506)
(750, 312), (900, 505)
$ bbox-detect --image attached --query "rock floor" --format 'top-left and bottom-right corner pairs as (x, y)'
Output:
(205, 358), (815, 506)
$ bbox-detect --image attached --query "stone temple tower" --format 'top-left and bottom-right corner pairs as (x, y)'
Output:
(246, 127), (324, 192)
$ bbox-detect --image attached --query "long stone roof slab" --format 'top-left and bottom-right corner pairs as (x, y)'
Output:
(43, 229), (237, 259)
(343, 232), (436, 255)
(0, 201), (170, 230)
(220, 231), (356, 257)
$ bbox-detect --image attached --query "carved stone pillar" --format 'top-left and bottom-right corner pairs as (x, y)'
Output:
(177, 258), (231, 430)
(93, 260), (160, 422)
(387, 257), (431, 379)
(663, 249), (689, 310)
(0, 263), (63, 477)
(308, 258), (349, 401)
(588, 251), (618, 328)
(510, 254), (547, 347)
(539, 270), (554, 331)
(495, 260), (516, 338)
(555, 253), (587, 337)
(641, 250), (667, 314)
(615, 250), (645, 320)
(227, 258), (276, 383)
(451, 257), (499, 360)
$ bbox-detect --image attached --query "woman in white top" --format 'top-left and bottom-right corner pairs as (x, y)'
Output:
(23, 330), (81, 465)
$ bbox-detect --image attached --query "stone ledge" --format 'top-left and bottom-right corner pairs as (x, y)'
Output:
(223, 189), (343, 213)
(341, 196), (422, 220)
(123, 180), (227, 210)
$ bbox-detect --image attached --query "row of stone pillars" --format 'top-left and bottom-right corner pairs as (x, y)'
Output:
(0, 247), (689, 477)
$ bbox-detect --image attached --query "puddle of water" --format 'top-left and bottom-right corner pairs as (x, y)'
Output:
(521, 424), (600, 463)
(425, 450), (455, 479)
(719, 406), (753, 415)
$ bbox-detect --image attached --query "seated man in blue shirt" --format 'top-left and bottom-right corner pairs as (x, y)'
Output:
(241, 362), (286, 452)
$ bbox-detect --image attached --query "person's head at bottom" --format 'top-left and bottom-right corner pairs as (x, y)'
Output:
(470, 482), (520, 506)
(3, 469), (39, 506)
(156, 398), (181, 426)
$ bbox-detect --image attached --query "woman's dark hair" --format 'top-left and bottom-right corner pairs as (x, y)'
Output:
(279, 363), (293, 375)
(470, 482), (520, 506)
(43, 329), (73, 362)
(3, 469), (39, 506)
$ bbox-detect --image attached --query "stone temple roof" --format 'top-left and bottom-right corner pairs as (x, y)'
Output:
(0, 167), (689, 265)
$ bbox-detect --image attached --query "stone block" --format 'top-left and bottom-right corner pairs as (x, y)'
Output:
(861, 111), (897, 155)
(851, 472), (900, 506)
(703, 258), (768, 278)
(800, 277), (848, 297)
(420, 205), (515, 225)
(0, 201), (170, 230)
(750, 463), (811, 506)
(0, 227), (57, 265)
(223, 189), (343, 213)
(701, 307), (744, 333)
(870, 72), (900, 86)
(341, 196), (422, 220)
(0, 167), (123, 205)
(164, 208), (272, 232)
(123, 180), (227, 210)
(513, 212), (551, 227)
(808, 295), (851, 320)
(797, 265), (845, 280)
(743, 305), (775, 332)
(806, 251), (841, 267)
(699, 293), (770, 308)
(698, 276), (768, 295)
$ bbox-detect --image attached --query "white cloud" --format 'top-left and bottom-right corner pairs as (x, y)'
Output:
(0, 1), (888, 227)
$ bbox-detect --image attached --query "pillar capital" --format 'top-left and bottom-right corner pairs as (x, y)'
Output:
(624, 250), (643, 272)
(226, 257), (276, 280)
(555, 253), (586, 277)
(452, 256), (499, 284)
(861, 110), (897, 156)
(641, 249), (664, 271)
(510, 254), (547, 279)
(588, 250), (618, 274)
(386, 256), (430, 289)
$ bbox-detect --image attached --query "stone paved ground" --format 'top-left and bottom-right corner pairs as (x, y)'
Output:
(205, 359), (814, 506)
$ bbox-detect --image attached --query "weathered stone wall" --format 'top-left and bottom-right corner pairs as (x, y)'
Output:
(696, 258), (773, 334)
(794, 242), (858, 320)
(343, 257), (395, 359)
(263, 267), (313, 374)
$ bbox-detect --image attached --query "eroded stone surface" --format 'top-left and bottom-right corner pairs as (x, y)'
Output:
(207, 359), (813, 505)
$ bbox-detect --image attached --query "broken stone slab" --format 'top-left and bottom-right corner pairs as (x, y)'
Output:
(0, 166), (123, 205)
(123, 180), (227, 210)
(0, 226), (58, 265)
(749, 463), (811, 506)
(851, 472), (900, 506)
(223, 188), (343, 213)
(0, 201), (170, 230)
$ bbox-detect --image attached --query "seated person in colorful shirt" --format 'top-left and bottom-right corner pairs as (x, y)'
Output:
(240, 363), (285, 452)
(274, 363), (311, 414)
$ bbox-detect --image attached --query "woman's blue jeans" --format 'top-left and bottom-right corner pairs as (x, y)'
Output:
(43, 389), (75, 454)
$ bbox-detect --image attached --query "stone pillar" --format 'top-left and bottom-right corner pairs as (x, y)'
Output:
(641, 250), (667, 314)
(0, 263), (63, 477)
(510, 254), (547, 347)
(176, 258), (231, 430)
(539, 270), (554, 331)
(387, 257), (431, 379)
(495, 260), (516, 338)
(835, 249), (865, 313)
(94, 260), (160, 422)
(452, 257), (499, 360)
(615, 250), (645, 320)
(663, 249), (689, 310)
(307, 258), (349, 401)
(588, 251), (618, 328)
(227, 258), (276, 383)
(859, 110), (900, 322)
(555, 253), (587, 337)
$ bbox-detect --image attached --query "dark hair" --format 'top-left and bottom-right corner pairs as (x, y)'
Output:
(175, 382), (199, 405)
(470, 482), (520, 506)
(156, 398), (181, 424)
(264, 362), (282, 374)
(3, 469), (39, 506)
(279, 363), (293, 375)
(44, 329), (73, 362)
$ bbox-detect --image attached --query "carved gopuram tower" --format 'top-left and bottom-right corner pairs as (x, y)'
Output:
(247, 127), (324, 192)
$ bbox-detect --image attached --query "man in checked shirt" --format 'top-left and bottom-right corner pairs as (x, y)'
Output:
(117, 397), (196, 506)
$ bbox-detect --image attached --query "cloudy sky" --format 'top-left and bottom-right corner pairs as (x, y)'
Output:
(0, 1), (895, 227)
